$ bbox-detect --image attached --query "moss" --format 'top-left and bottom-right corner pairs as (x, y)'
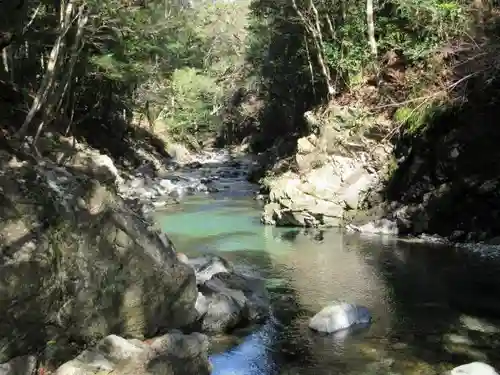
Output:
(385, 155), (399, 180)
(394, 102), (446, 136)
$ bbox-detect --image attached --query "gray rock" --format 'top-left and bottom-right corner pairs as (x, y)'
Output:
(96, 334), (146, 363)
(0, 355), (37, 375)
(0, 163), (198, 361)
(195, 272), (270, 333)
(309, 302), (371, 333)
(347, 218), (399, 236)
(166, 143), (194, 165)
(197, 288), (244, 333)
(450, 362), (499, 375)
(212, 273), (270, 323)
(67, 147), (123, 186)
(55, 333), (210, 375)
(187, 255), (233, 285)
(194, 292), (210, 317)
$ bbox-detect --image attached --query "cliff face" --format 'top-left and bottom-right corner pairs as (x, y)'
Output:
(359, 105), (500, 243)
(0, 140), (198, 363)
(260, 85), (500, 243)
(260, 106), (393, 230)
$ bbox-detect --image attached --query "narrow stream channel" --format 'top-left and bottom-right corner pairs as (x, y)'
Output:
(154, 155), (500, 375)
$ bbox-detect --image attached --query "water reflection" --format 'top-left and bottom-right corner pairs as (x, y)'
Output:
(159, 197), (500, 374)
(210, 318), (278, 375)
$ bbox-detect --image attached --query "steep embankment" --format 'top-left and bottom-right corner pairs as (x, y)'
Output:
(355, 82), (500, 243)
(259, 105), (393, 229)
(259, 72), (500, 243)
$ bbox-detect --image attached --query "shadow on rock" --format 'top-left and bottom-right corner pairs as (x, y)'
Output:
(0, 158), (198, 367)
(179, 254), (271, 334)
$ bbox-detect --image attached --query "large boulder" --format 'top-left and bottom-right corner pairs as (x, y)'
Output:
(0, 159), (198, 362)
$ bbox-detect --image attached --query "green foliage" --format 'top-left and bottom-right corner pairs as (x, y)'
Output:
(245, 0), (474, 144)
(394, 101), (446, 135)
(386, 155), (399, 179)
(157, 67), (222, 137)
(0, 0), (478, 151)
(378, 0), (468, 61)
(0, 0), (251, 149)
(321, 0), (468, 82)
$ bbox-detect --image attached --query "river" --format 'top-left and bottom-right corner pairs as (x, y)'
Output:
(154, 152), (500, 375)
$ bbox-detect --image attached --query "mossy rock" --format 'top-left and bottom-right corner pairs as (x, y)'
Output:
(394, 102), (446, 136)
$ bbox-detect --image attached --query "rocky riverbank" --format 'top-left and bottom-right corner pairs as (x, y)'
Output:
(258, 106), (394, 231)
(256, 100), (500, 244)
(0, 132), (260, 375)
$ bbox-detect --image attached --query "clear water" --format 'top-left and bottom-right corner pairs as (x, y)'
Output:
(156, 179), (500, 375)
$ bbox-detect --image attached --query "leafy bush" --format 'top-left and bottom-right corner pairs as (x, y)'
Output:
(156, 67), (222, 137)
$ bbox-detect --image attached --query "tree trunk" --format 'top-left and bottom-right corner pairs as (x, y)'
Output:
(290, 0), (335, 96)
(366, 0), (377, 57)
(15, 0), (75, 141)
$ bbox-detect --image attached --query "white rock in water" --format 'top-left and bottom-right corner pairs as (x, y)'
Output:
(309, 302), (371, 333)
(450, 362), (499, 375)
(176, 252), (189, 264)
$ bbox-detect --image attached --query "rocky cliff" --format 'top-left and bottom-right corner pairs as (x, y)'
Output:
(260, 83), (500, 243)
(260, 106), (393, 229)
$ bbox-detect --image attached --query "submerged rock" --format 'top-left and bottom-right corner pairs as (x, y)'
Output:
(450, 362), (499, 375)
(308, 303), (372, 334)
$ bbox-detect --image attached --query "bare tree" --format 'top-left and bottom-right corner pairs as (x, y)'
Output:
(14, 0), (89, 155)
(366, 0), (377, 57)
(290, 0), (335, 97)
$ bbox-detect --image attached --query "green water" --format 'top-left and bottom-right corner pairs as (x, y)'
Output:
(156, 194), (500, 375)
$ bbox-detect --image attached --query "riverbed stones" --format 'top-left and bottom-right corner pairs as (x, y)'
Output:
(450, 362), (499, 375)
(309, 302), (372, 334)
(54, 332), (211, 375)
(184, 254), (270, 333)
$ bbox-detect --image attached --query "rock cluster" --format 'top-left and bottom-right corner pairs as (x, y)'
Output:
(261, 107), (392, 229)
(179, 254), (270, 333)
(0, 332), (212, 375)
